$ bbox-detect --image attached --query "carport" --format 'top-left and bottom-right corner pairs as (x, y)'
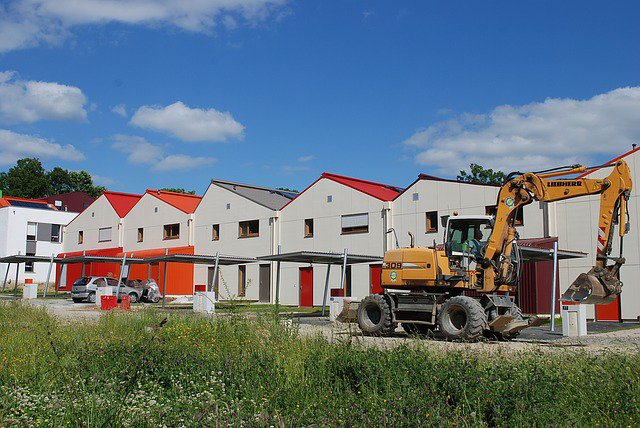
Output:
(0, 254), (57, 297)
(143, 252), (256, 308)
(257, 249), (383, 315)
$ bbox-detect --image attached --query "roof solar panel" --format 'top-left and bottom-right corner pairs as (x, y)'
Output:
(8, 200), (54, 210)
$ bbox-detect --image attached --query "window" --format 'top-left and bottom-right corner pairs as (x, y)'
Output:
(78, 231), (84, 244)
(212, 224), (220, 241)
(485, 205), (497, 217)
(226, 203), (231, 210)
(25, 252), (35, 272)
(239, 220), (259, 238)
(304, 219), (314, 238)
(514, 207), (524, 226)
(440, 215), (450, 229)
(412, 192), (419, 201)
(106, 278), (119, 287)
(426, 211), (438, 233)
(238, 265), (246, 297)
(154, 207), (158, 213)
(98, 227), (112, 242)
(341, 213), (369, 234)
(327, 195), (333, 203)
(27, 222), (37, 241)
(163, 223), (180, 240)
(51, 224), (61, 243)
(137, 228), (144, 243)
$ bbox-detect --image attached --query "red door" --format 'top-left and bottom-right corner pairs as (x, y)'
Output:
(299, 267), (313, 307)
(596, 295), (621, 321)
(370, 264), (383, 294)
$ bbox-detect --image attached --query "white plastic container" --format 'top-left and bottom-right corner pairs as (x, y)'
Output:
(96, 286), (114, 307)
(329, 297), (347, 322)
(22, 283), (38, 300)
(561, 304), (588, 337)
(193, 292), (216, 314)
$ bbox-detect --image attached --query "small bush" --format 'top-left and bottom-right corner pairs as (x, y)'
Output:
(0, 302), (638, 427)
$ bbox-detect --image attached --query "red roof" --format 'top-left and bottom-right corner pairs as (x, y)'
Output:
(578, 146), (640, 178)
(321, 173), (403, 201)
(281, 172), (402, 210)
(146, 189), (202, 214)
(103, 191), (143, 217)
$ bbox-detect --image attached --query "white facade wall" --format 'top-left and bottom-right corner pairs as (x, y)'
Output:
(0, 206), (76, 283)
(63, 195), (123, 252)
(193, 184), (279, 301)
(555, 152), (640, 320)
(392, 179), (547, 248)
(123, 193), (194, 251)
(278, 178), (392, 306)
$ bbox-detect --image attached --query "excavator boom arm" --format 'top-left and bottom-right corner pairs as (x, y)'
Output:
(479, 160), (632, 304)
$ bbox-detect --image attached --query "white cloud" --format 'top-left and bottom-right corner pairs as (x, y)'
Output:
(0, 0), (289, 53)
(111, 134), (215, 171)
(111, 103), (127, 117)
(0, 129), (85, 165)
(152, 154), (216, 171)
(88, 172), (118, 186)
(403, 87), (640, 175)
(282, 165), (310, 173)
(111, 134), (163, 164)
(297, 155), (314, 162)
(0, 71), (88, 123)
(130, 101), (244, 142)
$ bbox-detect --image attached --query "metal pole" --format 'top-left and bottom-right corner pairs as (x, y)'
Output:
(2, 263), (10, 292)
(81, 250), (86, 277)
(210, 251), (220, 295)
(321, 263), (331, 316)
(550, 241), (559, 332)
(147, 263), (151, 280)
(162, 248), (169, 309)
(56, 256), (66, 297)
(340, 248), (348, 296)
(275, 245), (281, 315)
(43, 254), (54, 298)
(116, 253), (127, 300)
(13, 263), (19, 297)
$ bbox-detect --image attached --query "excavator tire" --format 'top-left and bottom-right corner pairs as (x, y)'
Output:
(358, 294), (395, 336)
(438, 296), (487, 341)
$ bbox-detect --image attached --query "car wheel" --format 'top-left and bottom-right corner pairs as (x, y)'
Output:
(87, 292), (96, 303)
(129, 292), (138, 303)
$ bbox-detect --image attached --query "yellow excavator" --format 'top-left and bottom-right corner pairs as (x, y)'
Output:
(357, 160), (632, 340)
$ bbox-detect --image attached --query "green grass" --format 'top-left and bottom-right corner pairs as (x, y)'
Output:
(0, 302), (639, 427)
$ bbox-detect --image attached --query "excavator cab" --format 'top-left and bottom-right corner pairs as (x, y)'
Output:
(445, 215), (493, 259)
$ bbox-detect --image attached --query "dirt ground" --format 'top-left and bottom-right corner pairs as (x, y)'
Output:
(9, 296), (640, 354)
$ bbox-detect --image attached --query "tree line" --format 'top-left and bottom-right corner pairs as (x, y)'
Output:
(0, 158), (106, 199)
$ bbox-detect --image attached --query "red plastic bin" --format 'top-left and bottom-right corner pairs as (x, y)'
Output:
(120, 294), (131, 310)
(101, 295), (118, 311)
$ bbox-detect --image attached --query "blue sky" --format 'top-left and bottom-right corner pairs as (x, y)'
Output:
(1, 0), (639, 194)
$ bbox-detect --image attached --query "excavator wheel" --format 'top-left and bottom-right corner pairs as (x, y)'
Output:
(357, 294), (396, 336)
(438, 296), (487, 341)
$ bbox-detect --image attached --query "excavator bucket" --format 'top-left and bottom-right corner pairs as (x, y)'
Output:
(561, 266), (621, 305)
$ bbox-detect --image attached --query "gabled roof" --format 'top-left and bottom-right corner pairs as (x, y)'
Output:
(0, 196), (57, 210)
(210, 179), (297, 211)
(103, 191), (143, 218)
(321, 173), (403, 201)
(281, 172), (402, 210)
(578, 146), (640, 178)
(146, 189), (202, 214)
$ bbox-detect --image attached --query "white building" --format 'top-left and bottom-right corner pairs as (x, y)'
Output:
(555, 148), (640, 321)
(63, 191), (142, 253)
(0, 196), (76, 284)
(278, 173), (402, 306)
(193, 180), (295, 301)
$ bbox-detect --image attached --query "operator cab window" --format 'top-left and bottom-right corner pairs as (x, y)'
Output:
(447, 219), (492, 253)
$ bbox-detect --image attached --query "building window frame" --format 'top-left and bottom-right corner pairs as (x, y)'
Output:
(78, 230), (84, 244)
(304, 218), (314, 238)
(137, 227), (144, 243)
(426, 211), (438, 233)
(212, 224), (220, 241)
(163, 223), (180, 240)
(238, 220), (259, 238)
(341, 213), (369, 235)
(98, 227), (112, 243)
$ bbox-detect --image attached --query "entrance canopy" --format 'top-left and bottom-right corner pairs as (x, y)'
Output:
(258, 250), (382, 265)
(518, 246), (587, 263)
(145, 253), (255, 265)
